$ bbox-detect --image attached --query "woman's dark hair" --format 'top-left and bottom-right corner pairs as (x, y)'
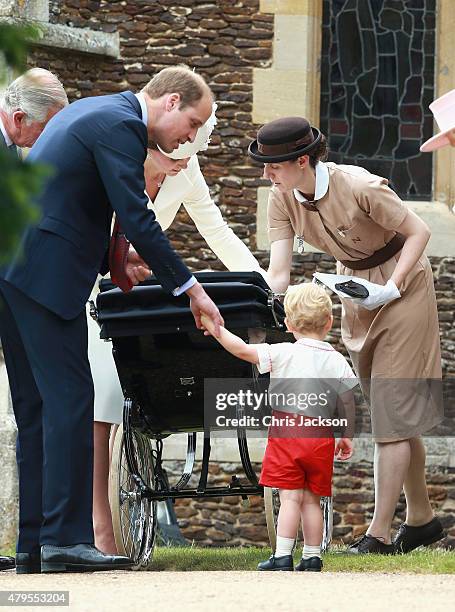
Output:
(308, 133), (328, 168)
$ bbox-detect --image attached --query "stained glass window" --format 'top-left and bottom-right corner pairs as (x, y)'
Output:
(320, 0), (436, 200)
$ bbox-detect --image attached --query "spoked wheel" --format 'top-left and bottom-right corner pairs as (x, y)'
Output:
(264, 487), (333, 553)
(109, 423), (157, 569)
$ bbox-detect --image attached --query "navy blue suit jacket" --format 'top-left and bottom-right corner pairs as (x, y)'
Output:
(1, 91), (192, 319)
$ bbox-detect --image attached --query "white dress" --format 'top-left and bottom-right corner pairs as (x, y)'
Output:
(89, 155), (262, 423)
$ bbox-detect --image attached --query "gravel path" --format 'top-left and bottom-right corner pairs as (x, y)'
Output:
(0, 571), (453, 611)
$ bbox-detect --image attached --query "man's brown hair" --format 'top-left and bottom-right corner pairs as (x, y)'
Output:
(142, 65), (212, 109)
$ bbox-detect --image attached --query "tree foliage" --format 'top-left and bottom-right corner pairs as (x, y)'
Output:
(0, 23), (50, 264)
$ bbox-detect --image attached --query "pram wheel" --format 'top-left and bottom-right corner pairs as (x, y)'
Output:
(264, 487), (281, 553)
(264, 487), (333, 553)
(109, 423), (157, 569)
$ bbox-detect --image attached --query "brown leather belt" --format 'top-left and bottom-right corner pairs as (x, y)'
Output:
(339, 233), (405, 270)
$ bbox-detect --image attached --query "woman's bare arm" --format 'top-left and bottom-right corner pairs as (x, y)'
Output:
(390, 209), (430, 289)
(266, 238), (293, 292)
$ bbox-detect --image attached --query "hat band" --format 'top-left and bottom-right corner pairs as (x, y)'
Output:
(257, 135), (315, 156)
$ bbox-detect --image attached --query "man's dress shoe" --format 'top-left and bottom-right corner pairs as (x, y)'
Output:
(0, 556), (15, 571)
(394, 517), (444, 553)
(41, 544), (133, 573)
(16, 553), (41, 574)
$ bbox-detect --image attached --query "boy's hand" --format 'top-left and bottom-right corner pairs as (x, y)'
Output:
(186, 282), (223, 337)
(335, 437), (353, 461)
(201, 313), (217, 336)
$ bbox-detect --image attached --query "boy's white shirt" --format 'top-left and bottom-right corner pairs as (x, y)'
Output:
(252, 338), (358, 417)
(147, 155), (262, 273)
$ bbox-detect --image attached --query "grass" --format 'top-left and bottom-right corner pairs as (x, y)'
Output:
(146, 545), (455, 574)
(2, 545), (454, 574)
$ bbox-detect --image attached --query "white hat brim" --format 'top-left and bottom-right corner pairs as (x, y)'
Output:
(420, 130), (451, 153)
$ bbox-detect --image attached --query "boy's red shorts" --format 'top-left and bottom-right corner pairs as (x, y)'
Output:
(259, 414), (335, 495)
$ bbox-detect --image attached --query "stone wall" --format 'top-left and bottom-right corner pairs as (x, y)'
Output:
(29, 0), (274, 270)
(166, 459), (455, 549)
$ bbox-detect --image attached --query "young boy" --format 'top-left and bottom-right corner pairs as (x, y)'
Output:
(201, 282), (357, 571)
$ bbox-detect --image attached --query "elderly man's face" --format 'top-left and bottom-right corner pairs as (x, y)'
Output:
(12, 105), (61, 148)
(152, 92), (212, 153)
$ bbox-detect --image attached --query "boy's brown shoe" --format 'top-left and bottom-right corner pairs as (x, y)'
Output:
(393, 517), (444, 553)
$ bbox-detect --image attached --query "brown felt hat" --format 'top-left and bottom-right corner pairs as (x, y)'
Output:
(248, 116), (322, 163)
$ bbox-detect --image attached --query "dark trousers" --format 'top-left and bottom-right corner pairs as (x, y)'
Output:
(0, 279), (94, 552)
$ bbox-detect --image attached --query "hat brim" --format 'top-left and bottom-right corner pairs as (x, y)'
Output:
(248, 127), (321, 163)
(420, 130), (451, 153)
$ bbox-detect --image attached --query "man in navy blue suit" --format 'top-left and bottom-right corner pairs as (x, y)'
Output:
(0, 66), (223, 574)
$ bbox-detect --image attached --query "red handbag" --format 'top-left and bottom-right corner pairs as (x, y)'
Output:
(109, 217), (134, 293)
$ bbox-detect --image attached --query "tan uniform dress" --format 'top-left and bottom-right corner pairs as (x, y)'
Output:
(268, 162), (442, 442)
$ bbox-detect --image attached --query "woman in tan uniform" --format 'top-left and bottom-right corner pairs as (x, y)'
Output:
(249, 117), (444, 554)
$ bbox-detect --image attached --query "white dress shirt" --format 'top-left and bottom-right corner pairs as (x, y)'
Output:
(254, 338), (358, 417)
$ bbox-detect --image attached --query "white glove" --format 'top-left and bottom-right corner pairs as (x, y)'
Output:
(312, 272), (400, 310)
(352, 279), (401, 310)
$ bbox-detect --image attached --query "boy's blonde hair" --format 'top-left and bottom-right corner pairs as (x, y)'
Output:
(284, 282), (332, 333)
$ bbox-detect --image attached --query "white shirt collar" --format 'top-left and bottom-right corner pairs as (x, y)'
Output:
(293, 161), (329, 203)
(295, 337), (334, 350)
(135, 93), (148, 127)
(0, 115), (13, 147)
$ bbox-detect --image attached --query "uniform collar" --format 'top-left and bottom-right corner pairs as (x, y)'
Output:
(293, 161), (329, 203)
(135, 92), (148, 127)
(0, 115), (13, 147)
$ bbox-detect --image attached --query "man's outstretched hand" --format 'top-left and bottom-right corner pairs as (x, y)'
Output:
(186, 282), (224, 337)
(126, 248), (151, 285)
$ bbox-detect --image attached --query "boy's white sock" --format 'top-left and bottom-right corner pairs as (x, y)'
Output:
(303, 544), (321, 560)
(275, 536), (295, 558)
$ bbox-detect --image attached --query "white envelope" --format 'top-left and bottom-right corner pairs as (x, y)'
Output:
(312, 272), (369, 300)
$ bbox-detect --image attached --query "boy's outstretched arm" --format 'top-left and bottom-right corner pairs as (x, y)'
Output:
(201, 314), (259, 365)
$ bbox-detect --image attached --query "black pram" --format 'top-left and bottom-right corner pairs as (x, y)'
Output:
(94, 271), (332, 566)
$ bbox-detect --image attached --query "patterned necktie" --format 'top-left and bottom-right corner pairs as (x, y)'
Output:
(109, 218), (133, 292)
